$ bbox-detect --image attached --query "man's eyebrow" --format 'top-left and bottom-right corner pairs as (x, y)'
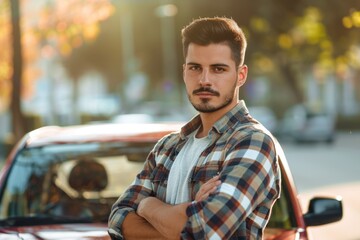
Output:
(186, 62), (230, 67)
(186, 62), (201, 66)
(210, 63), (230, 68)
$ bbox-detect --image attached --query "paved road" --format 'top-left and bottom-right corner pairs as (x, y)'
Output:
(279, 130), (360, 192)
(279, 131), (360, 240)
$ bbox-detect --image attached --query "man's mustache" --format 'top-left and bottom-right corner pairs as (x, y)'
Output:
(193, 87), (220, 96)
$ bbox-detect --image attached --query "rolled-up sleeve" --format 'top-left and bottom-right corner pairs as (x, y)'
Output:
(107, 132), (180, 239)
(108, 149), (158, 239)
(181, 131), (281, 239)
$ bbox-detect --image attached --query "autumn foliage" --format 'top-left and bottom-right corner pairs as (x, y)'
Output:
(0, 0), (114, 112)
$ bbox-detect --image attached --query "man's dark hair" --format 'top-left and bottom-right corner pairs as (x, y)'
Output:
(181, 17), (247, 67)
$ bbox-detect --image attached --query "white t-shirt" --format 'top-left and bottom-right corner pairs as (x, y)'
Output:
(166, 130), (210, 204)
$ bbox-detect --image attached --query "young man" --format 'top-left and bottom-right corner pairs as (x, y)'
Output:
(108, 17), (281, 240)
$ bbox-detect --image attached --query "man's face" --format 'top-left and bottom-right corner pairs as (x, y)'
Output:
(183, 43), (247, 114)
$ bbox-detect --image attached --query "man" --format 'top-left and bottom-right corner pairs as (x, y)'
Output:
(108, 17), (281, 240)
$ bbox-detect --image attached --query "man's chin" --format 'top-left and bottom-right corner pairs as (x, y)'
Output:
(193, 104), (219, 113)
(192, 100), (234, 113)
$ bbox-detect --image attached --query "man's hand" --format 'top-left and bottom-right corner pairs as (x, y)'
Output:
(195, 175), (221, 202)
(121, 212), (170, 240)
(137, 197), (188, 239)
(133, 176), (221, 239)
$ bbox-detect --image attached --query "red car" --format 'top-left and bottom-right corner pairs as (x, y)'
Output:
(0, 123), (342, 239)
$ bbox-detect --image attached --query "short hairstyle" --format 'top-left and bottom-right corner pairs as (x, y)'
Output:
(181, 17), (247, 67)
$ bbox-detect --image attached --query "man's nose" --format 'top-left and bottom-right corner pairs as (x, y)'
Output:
(199, 69), (211, 86)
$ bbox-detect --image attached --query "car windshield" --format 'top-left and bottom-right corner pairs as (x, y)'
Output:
(0, 141), (153, 225)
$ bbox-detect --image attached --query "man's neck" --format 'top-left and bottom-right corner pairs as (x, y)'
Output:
(196, 114), (217, 138)
(196, 102), (238, 138)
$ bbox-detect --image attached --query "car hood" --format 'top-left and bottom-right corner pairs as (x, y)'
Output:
(0, 223), (110, 239)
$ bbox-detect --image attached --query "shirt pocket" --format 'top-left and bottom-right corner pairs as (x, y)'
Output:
(150, 165), (168, 200)
(189, 162), (222, 200)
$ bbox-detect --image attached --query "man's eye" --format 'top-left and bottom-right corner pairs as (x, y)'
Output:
(214, 67), (225, 73)
(189, 66), (201, 71)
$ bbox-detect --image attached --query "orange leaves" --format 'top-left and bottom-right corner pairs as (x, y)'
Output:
(25, 0), (114, 56)
(0, 0), (12, 111)
(83, 23), (100, 41)
(0, 0), (115, 108)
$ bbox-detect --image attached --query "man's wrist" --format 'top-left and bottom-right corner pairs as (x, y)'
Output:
(137, 197), (157, 218)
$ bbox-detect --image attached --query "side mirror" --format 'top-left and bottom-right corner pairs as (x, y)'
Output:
(303, 196), (343, 226)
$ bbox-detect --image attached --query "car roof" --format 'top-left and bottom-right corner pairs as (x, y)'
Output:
(25, 123), (184, 148)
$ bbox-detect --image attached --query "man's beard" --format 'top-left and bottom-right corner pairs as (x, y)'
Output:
(188, 85), (236, 113)
(191, 95), (234, 113)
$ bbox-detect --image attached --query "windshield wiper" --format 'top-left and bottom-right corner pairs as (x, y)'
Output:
(0, 215), (93, 227)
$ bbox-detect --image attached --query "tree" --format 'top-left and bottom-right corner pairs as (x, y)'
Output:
(177, 0), (360, 110)
(1, 0), (115, 141)
(9, 0), (25, 141)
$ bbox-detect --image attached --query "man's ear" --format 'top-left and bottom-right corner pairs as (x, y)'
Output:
(237, 65), (248, 86)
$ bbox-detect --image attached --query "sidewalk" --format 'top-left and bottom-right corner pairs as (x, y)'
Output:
(299, 182), (360, 240)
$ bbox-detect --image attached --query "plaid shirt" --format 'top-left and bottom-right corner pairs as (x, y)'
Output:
(108, 100), (281, 240)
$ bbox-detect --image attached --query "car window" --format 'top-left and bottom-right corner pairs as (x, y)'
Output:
(0, 142), (154, 223)
(266, 176), (297, 229)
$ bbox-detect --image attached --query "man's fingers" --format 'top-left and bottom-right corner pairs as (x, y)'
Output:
(195, 175), (221, 202)
(202, 179), (221, 192)
(195, 184), (220, 201)
(201, 175), (220, 188)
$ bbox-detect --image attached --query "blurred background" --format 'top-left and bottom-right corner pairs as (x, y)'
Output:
(1, 0), (359, 148)
(0, 0), (359, 237)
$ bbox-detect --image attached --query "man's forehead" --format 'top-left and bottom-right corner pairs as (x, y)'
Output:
(185, 43), (234, 66)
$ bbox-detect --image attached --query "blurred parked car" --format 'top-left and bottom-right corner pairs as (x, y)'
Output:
(279, 104), (336, 143)
(248, 106), (278, 134)
(0, 123), (342, 239)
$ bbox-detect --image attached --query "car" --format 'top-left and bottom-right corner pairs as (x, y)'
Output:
(248, 106), (278, 134)
(0, 123), (342, 239)
(279, 104), (336, 143)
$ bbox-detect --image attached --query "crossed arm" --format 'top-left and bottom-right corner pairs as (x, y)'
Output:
(121, 176), (221, 240)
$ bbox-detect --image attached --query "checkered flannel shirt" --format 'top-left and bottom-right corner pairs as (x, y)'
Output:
(108, 100), (281, 239)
